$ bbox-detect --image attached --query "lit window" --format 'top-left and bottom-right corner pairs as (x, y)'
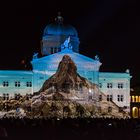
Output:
(118, 83), (123, 89)
(107, 83), (113, 88)
(135, 96), (139, 102)
(3, 81), (9, 87)
(131, 96), (135, 102)
(99, 83), (102, 88)
(107, 95), (113, 101)
(118, 95), (124, 102)
(26, 82), (32, 87)
(15, 81), (20, 87)
(139, 96), (140, 102)
(132, 107), (138, 118)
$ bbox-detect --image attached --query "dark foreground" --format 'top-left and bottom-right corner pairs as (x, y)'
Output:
(0, 117), (140, 140)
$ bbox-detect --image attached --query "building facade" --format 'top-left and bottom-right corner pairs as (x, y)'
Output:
(0, 15), (132, 112)
(130, 88), (140, 118)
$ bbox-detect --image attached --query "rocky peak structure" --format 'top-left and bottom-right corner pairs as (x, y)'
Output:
(32, 55), (129, 118)
(39, 55), (97, 101)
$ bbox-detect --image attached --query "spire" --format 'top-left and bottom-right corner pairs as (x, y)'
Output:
(55, 12), (63, 24)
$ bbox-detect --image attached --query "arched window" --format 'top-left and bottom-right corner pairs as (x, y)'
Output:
(132, 107), (138, 118)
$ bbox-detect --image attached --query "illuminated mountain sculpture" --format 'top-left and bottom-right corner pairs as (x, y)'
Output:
(39, 55), (98, 101)
(31, 55), (129, 118)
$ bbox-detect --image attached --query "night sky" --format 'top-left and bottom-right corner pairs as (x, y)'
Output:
(0, 0), (139, 87)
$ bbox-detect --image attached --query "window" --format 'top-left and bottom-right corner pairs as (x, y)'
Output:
(131, 96), (135, 102)
(3, 93), (6, 100)
(14, 94), (17, 99)
(135, 96), (139, 102)
(99, 83), (102, 88)
(107, 95), (113, 101)
(121, 95), (124, 102)
(79, 83), (83, 92)
(54, 47), (57, 53)
(117, 95), (124, 102)
(88, 95), (92, 100)
(15, 93), (21, 100)
(51, 48), (53, 54)
(119, 107), (123, 112)
(50, 47), (57, 54)
(118, 83), (123, 89)
(6, 93), (9, 100)
(26, 82), (32, 87)
(132, 107), (138, 118)
(3, 93), (9, 100)
(107, 83), (113, 88)
(3, 81), (9, 87)
(15, 81), (20, 87)
(99, 95), (102, 101)
(108, 107), (112, 113)
(139, 96), (140, 102)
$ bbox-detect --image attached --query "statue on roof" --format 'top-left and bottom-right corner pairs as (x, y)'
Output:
(55, 12), (63, 24)
(61, 36), (73, 52)
(95, 55), (100, 61)
(126, 69), (130, 73)
(64, 36), (70, 48)
(33, 52), (38, 59)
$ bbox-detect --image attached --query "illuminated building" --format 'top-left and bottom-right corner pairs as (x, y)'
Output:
(130, 88), (140, 118)
(0, 15), (131, 112)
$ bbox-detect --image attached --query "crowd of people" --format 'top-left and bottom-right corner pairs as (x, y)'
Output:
(0, 117), (140, 140)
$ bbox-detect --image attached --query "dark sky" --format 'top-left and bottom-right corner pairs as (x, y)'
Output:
(0, 0), (139, 86)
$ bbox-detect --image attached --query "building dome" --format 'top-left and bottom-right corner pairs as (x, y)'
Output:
(43, 24), (78, 37)
(41, 14), (80, 56)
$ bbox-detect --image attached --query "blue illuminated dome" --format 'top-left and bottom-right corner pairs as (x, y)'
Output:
(43, 24), (78, 37)
(41, 14), (80, 56)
